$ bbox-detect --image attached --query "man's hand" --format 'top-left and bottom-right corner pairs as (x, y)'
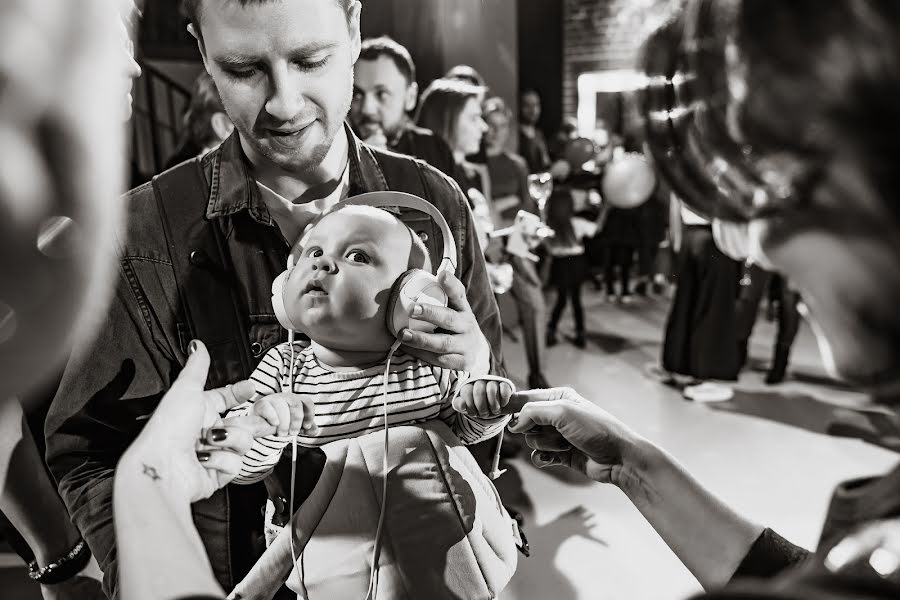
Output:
(399, 270), (491, 375)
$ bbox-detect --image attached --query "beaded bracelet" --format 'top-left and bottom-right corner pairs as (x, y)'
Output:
(27, 538), (92, 585)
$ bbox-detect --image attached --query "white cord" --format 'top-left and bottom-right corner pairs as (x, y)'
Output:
(364, 339), (401, 600)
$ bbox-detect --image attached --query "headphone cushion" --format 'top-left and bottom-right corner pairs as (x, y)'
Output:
(271, 269), (299, 332)
(386, 269), (448, 338)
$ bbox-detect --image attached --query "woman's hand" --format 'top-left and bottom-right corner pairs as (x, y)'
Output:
(122, 340), (259, 504)
(505, 387), (651, 489)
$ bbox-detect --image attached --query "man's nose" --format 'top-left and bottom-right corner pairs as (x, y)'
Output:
(311, 255), (337, 273)
(361, 93), (380, 117)
(266, 66), (307, 122)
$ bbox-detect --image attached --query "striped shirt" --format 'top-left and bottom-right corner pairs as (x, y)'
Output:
(227, 343), (508, 484)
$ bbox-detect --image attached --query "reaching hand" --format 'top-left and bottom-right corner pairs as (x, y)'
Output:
(503, 387), (646, 486)
(399, 269), (492, 375)
(246, 392), (319, 437)
(127, 341), (261, 503)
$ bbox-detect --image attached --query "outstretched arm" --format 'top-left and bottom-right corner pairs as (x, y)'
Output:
(506, 388), (773, 590)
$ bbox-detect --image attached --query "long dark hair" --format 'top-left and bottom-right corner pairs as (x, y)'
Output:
(545, 190), (577, 247)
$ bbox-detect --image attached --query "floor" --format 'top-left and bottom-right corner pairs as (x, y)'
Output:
(2, 287), (897, 599)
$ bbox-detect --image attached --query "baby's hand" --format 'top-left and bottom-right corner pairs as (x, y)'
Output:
(249, 393), (318, 437)
(453, 379), (514, 419)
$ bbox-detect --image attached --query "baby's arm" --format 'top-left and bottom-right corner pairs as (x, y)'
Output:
(435, 368), (511, 444)
(225, 347), (299, 485)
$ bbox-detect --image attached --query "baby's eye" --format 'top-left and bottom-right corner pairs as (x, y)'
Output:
(346, 250), (370, 264)
(307, 247), (323, 258)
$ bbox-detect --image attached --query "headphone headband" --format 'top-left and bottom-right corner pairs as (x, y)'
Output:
(290, 191), (458, 275)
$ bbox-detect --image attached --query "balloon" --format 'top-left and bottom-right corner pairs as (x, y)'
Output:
(601, 153), (657, 208)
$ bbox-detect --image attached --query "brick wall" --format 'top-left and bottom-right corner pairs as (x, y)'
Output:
(562, 0), (672, 122)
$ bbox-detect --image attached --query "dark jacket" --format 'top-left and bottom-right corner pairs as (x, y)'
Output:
(390, 123), (457, 180)
(44, 125), (505, 598)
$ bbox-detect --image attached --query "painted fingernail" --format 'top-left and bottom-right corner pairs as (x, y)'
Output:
(401, 330), (413, 341)
(508, 416), (518, 428)
(412, 304), (423, 317)
(188, 340), (200, 355)
(210, 428), (228, 442)
(197, 451), (211, 462)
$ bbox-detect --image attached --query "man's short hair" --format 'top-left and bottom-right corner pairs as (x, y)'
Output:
(181, 0), (354, 39)
(359, 36), (417, 84)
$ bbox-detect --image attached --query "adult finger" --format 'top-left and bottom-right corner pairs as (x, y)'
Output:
(438, 269), (473, 314)
(197, 450), (244, 482)
(524, 430), (573, 452)
(202, 424), (254, 456)
(411, 302), (463, 333)
(399, 329), (463, 356)
(206, 380), (258, 415)
(501, 387), (579, 415)
(219, 414), (277, 438)
(507, 400), (567, 433)
(169, 340), (211, 394)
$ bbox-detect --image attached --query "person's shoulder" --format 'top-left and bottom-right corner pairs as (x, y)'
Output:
(504, 151), (529, 172)
(368, 145), (467, 214)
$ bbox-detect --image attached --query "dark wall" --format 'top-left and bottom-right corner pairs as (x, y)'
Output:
(517, 0), (564, 138)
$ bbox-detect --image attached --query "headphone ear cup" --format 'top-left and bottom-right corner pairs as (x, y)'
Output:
(271, 270), (298, 331)
(386, 269), (449, 339)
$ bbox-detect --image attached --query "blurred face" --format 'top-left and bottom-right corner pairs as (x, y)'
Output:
(350, 55), (416, 140)
(484, 110), (510, 153)
(452, 97), (487, 156)
(281, 208), (414, 351)
(196, 0), (361, 174)
(520, 91), (541, 126)
(752, 158), (900, 393)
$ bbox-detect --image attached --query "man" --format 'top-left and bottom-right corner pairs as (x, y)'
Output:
(518, 89), (551, 174)
(349, 36), (459, 179)
(44, 1), (504, 597)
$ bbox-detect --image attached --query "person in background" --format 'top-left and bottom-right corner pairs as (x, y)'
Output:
(544, 188), (598, 349)
(518, 89), (551, 174)
(416, 77), (491, 220)
(444, 64), (487, 88)
(483, 96), (551, 389)
(164, 72), (234, 170)
(646, 196), (740, 402)
(349, 36), (458, 178)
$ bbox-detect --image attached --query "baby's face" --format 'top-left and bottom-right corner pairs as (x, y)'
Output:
(281, 208), (415, 351)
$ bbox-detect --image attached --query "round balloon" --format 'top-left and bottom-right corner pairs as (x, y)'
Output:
(601, 153), (657, 208)
(564, 137), (596, 170)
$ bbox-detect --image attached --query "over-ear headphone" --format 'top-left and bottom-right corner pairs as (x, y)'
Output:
(270, 191), (458, 340)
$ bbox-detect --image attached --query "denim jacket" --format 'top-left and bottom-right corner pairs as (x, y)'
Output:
(44, 125), (504, 598)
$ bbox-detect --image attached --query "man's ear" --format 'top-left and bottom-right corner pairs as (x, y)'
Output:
(187, 23), (210, 72)
(348, 1), (362, 64)
(210, 112), (234, 143)
(404, 82), (419, 114)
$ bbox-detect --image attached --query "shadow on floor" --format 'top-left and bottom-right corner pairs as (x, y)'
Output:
(710, 389), (900, 452)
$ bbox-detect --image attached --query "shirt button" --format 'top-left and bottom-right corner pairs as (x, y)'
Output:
(250, 342), (263, 357)
(417, 231), (429, 242)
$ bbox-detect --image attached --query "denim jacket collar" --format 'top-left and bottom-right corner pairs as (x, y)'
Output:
(204, 123), (388, 224)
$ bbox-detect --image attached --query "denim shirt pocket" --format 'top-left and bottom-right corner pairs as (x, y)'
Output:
(248, 313), (283, 364)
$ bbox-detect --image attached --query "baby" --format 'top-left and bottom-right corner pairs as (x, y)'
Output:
(226, 204), (511, 485)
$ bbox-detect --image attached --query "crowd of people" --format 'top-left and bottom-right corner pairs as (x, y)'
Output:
(2, 0), (900, 599)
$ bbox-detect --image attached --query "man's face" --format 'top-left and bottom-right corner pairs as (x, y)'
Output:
(520, 91), (541, 126)
(350, 55), (415, 140)
(283, 208), (414, 351)
(196, 0), (361, 174)
(484, 110), (510, 153)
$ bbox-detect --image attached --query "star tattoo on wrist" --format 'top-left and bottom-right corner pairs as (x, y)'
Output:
(142, 463), (161, 481)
